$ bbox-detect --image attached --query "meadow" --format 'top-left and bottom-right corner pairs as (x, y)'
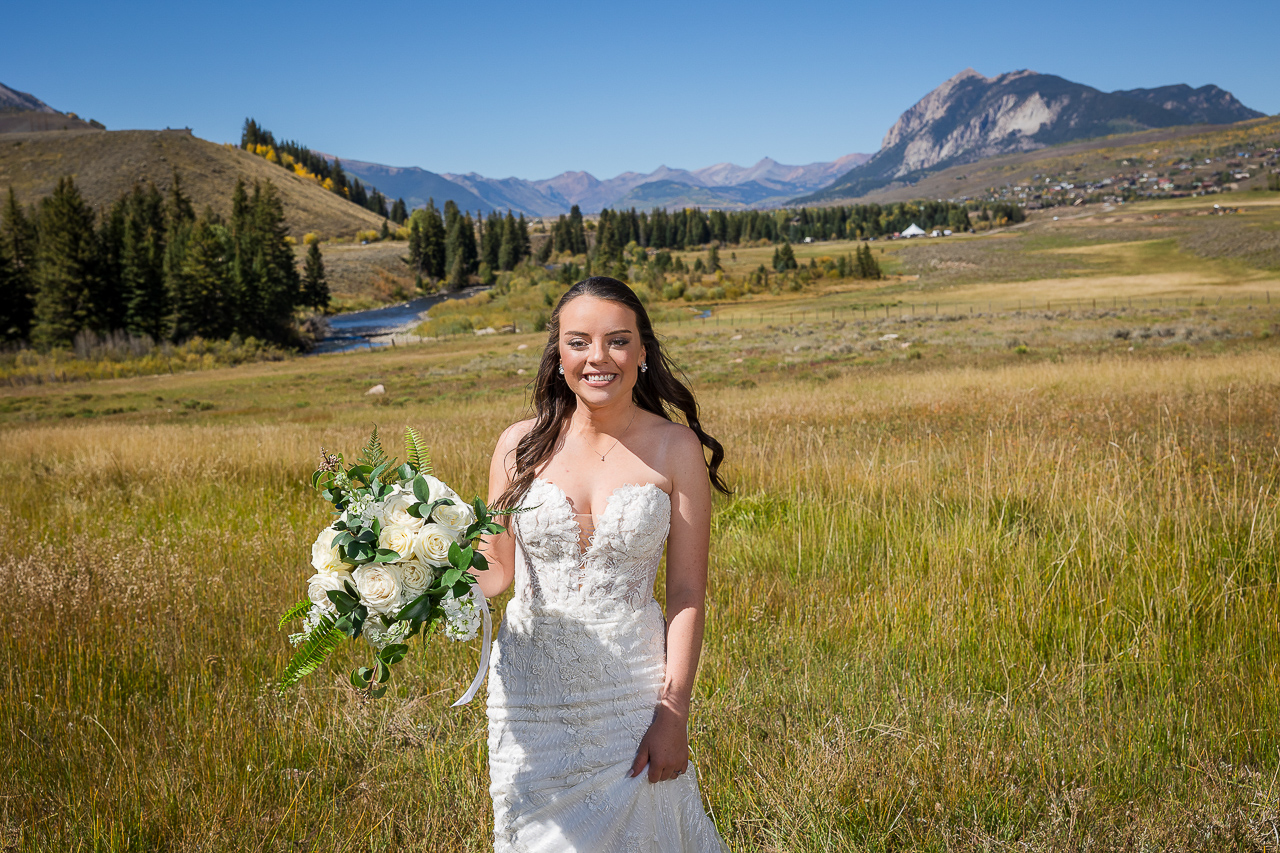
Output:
(2, 197), (1279, 852)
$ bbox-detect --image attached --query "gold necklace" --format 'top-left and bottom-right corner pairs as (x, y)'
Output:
(589, 406), (639, 462)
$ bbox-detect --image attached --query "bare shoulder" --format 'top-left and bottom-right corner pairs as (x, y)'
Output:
(495, 417), (536, 454)
(641, 415), (704, 475)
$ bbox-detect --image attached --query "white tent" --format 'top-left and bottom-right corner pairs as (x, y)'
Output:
(900, 223), (926, 238)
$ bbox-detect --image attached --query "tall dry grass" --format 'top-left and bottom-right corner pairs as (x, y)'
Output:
(0, 350), (1277, 851)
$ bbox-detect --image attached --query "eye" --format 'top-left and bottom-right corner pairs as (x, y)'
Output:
(609, 337), (631, 347)
(567, 338), (587, 349)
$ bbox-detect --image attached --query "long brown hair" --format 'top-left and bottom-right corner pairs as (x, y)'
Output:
(497, 276), (729, 509)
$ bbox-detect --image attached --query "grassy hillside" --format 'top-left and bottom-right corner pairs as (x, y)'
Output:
(0, 128), (387, 238)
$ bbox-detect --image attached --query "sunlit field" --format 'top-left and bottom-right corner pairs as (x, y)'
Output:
(2, 283), (1277, 852)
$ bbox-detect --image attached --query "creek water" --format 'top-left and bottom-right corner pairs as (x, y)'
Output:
(312, 290), (478, 354)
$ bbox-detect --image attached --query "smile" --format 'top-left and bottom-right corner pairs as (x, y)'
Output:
(581, 373), (618, 385)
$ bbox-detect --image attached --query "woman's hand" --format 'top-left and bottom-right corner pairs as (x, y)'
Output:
(629, 702), (689, 783)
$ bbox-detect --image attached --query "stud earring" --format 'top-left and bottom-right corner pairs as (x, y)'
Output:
(640, 362), (648, 373)
(557, 364), (564, 375)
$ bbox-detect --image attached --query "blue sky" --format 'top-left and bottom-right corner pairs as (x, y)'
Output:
(5, 0), (1277, 181)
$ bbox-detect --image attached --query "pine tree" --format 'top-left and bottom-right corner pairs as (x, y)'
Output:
(535, 234), (553, 264)
(568, 205), (587, 255)
(389, 198), (408, 225)
(446, 251), (467, 292)
(172, 214), (234, 340)
(482, 211), (502, 270)
(0, 232), (19, 341)
(301, 241), (329, 310)
(380, 219), (390, 240)
(407, 217), (423, 275)
(162, 172), (196, 340)
(1, 190), (37, 339)
(459, 212), (479, 275)
(498, 211), (519, 271)
(421, 200), (445, 280)
(706, 243), (721, 273)
(121, 182), (168, 340)
(517, 214), (531, 262)
(31, 177), (100, 350)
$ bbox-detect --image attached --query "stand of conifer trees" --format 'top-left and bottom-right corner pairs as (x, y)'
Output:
(0, 174), (327, 350)
(405, 200), (531, 289)
(240, 119), (406, 224)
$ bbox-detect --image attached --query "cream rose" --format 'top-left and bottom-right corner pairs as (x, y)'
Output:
(307, 570), (355, 614)
(432, 499), (476, 534)
(310, 527), (346, 573)
(413, 522), (458, 567)
(353, 563), (404, 616)
(378, 487), (424, 530)
(378, 523), (418, 562)
(398, 559), (436, 597)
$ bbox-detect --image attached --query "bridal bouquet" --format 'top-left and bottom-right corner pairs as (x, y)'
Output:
(278, 426), (503, 702)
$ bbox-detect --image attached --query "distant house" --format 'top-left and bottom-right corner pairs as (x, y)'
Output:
(901, 223), (927, 238)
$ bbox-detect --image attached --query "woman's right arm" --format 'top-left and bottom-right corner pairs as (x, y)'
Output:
(475, 422), (526, 598)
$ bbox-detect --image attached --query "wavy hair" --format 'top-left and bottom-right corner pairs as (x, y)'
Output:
(497, 276), (729, 509)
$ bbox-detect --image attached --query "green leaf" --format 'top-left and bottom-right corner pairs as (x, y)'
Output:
(470, 550), (490, 573)
(278, 615), (343, 691)
(277, 598), (312, 629)
(412, 475), (431, 504)
(396, 463), (414, 481)
(396, 592), (439, 623)
(327, 589), (358, 614)
(407, 503), (424, 519)
(358, 426), (388, 470)
(370, 684), (388, 699)
(378, 644), (409, 666)
(374, 548), (400, 563)
(350, 667), (370, 689)
(404, 426), (432, 474)
(374, 661), (390, 684)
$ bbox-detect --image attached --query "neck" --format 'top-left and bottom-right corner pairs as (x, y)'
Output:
(569, 397), (637, 436)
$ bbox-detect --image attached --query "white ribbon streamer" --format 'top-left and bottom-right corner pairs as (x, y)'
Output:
(451, 584), (492, 708)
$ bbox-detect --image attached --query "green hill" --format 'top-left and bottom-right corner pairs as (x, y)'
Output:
(0, 128), (387, 238)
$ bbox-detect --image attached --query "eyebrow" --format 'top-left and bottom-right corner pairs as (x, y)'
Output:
(562, 329), (635, 337)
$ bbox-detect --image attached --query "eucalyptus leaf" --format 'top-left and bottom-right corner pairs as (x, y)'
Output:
(350, 668), (369, 689)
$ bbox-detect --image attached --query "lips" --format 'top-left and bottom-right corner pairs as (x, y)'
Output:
(581, 372), (617, 385)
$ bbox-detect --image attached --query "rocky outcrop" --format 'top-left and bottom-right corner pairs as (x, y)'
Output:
(805, 69), (1264, 202)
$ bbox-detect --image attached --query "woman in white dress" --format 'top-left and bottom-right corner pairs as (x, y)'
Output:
(477, 276), (730, 852)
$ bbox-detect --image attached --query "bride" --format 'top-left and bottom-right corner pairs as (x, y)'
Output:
(477, 276), (731, 852)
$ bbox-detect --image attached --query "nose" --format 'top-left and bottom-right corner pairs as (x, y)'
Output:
(587, 339), (609, 363)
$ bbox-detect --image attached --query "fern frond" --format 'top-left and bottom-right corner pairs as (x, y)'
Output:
(358, 426), (388, 469)
(279, 615), (344, 691)
(404, 426), (432, 474)
(278, 598), (312, 629)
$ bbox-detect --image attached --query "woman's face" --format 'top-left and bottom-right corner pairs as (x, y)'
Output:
(556, 295), (646, 409)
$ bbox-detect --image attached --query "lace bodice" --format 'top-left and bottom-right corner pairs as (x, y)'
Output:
(512, 478), (671, 617)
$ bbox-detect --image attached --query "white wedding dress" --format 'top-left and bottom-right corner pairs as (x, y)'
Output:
(487, 477), (728, 852)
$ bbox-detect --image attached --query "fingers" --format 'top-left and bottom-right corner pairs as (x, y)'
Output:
(629, 746), (648, 779)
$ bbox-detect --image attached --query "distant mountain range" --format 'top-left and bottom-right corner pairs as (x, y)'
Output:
(2, 70), (1267, 218)
(335, 152), (871, 217)
(0, 81), (102, 133)
(803, 69), (1265, 202)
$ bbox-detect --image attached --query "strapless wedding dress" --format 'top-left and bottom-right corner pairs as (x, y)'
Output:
(487, 477), (728, 852)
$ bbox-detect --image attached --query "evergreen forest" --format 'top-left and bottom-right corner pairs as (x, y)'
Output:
(0, 174), (328, 351)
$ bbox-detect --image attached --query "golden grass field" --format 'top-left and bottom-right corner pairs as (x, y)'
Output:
(2, 196), (1279, 852)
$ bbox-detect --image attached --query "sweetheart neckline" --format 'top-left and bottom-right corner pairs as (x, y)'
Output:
(530, 477), (669, 561)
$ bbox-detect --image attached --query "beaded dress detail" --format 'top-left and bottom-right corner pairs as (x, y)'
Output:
(487, 477), (728, 852)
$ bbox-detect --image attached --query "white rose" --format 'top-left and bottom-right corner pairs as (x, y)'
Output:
(377, 487), (424, 530)
(378, 523), (418, 562)
(418, 475), (457, 504)
(398, 559), (436, 597)
(310, 527), (346, 573)
(432, 499), (476, 534)
(353, 563), (404, 616)
(413, 523), (458, 567)
(307, 571), (354, 615)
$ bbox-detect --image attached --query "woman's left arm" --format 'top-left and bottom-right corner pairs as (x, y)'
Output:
(630, 426), (712, 783)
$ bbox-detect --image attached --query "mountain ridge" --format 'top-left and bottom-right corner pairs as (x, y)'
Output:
(804, 69), (1264, 203)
